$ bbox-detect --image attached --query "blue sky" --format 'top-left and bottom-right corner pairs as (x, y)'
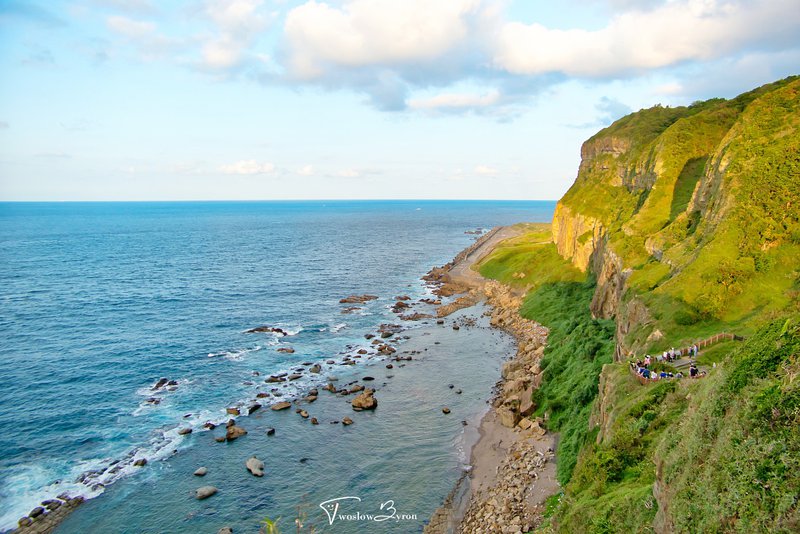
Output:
(0, 0), (798, 201)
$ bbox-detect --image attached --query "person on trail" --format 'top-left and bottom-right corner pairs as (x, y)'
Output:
(690, 365), (698, 378)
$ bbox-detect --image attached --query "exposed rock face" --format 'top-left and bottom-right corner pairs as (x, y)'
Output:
(552, 202), (604, 273)
(271, 401), (291, 411)
(194, 467), (208, 476)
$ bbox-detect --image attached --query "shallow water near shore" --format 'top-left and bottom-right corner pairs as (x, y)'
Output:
(57, 306), (513, 533)
(0, 200), (553, 532)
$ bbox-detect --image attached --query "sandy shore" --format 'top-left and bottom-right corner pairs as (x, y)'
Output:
(424, 226), (560, 534)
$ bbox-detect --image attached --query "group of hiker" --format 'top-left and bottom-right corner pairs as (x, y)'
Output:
(630, 342), (705, 383)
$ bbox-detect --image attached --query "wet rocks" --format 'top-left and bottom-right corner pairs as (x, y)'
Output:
(226, 407), (240, 416)
(225, 421), (247, 441)
(194, 467), (208, 476)
(195, 486), (218, 500)
(442, 407), (451, 414)
(246, 326), (287, 335)
(351, 389), (378, 411)
(339, 294), (378, 304)
(288, 373), (302, 380)
(246, 456), (265, 477)
(271, 401), (291, 411)
(392, 301), (410, 312)
(342, 417), (353, 426)
(276, 347), (295, 354)
(151, 378), (169, 390)
(311, 417), (319, 425)
(310, 364), (322, 374)
(266, 427), (276, 436)
(399, 312), (432, 321)
(218, 528), (233, 534)
(133, 458), (147, 467)
(178, 428), (193, 435)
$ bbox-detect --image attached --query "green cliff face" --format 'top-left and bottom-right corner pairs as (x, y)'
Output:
(481, 76), (800, 533)
(555, 76), (800, 354)
(544, 77), (800, 534)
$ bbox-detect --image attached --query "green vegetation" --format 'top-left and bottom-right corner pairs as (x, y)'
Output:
(558, 77), (800, 356)
(479, 77), (800, 533)
(541, 317), (800, 533)
(521, 279), (616, 484)
(477, 224), (583, 289)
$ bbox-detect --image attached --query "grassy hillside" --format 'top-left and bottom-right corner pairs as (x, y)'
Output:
(558, 76), (800, 350)
(544, 316), (800, 533)
(479, 76), (800, 533)
(477, 223), (584, 289)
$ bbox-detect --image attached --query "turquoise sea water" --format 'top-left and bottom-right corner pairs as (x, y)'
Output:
(0, 200), (555, 532)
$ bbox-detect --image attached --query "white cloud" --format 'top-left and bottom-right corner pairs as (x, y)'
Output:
(335, 168), (360, 178)
(219, 160), (276, 175)
(283, 0), (485, 79)
(474, 165), (499, 176)
(493, 0), (800, 77)
(296, 164), (314, 176)
(106, 15), (176, 59)
(201, 0), (272, 70)
(93, 0), (155, 14)
(107, 15), (154, 38)
(408, 90), (501, 111)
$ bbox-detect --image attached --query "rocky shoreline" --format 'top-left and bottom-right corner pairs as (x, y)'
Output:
(424, 230), (561, 534)
(9, 225), (554, 534)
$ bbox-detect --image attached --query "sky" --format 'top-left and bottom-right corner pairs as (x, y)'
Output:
(0, 0), (798, 201)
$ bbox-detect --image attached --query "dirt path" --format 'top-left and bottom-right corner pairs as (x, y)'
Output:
(447, 226), (523, 287)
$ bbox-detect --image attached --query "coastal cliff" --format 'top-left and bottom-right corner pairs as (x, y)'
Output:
(554, 76), (800, 358)
(544, 77), (800, 533)
(474, 76), (800, 533)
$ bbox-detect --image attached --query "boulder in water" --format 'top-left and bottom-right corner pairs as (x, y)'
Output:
(226, 425), (247, 441)
(351, 389), (378, 411)
(245, 456), (265, 477)
(195, 486), (218, 500)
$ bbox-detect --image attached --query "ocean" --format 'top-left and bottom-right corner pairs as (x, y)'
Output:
(0, 200), (555, 533)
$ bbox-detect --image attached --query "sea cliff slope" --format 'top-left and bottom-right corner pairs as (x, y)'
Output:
(479, 76), (799, 533)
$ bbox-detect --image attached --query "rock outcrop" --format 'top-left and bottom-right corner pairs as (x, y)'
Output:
(245, 456), (265, 477)
(351, 389), (377, 411)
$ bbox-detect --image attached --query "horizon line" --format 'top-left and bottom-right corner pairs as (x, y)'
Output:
(0, 198), (560, 203)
